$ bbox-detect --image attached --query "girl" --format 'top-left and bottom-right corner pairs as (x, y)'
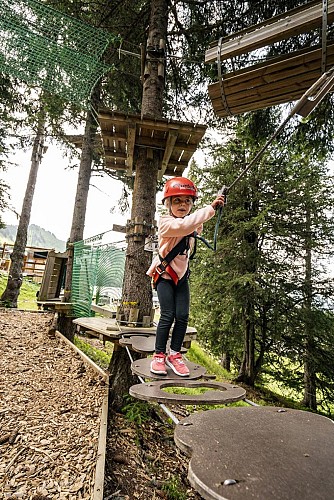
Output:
(147, 177), (224, 376)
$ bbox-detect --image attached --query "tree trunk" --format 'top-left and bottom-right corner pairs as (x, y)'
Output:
(301, 207), (317, 410)
(221, 351), (231, 371)
(108, 345), (142, 409)
(0, 109), (46, 308)
(60, 86), (100, 341)
(236, 294), (256, 386)
(109, 0), (168, 410)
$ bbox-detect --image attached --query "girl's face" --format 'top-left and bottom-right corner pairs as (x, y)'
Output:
(170, 196), (194, 217)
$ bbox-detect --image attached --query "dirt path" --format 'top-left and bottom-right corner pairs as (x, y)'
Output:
(0, 309), (106, 500)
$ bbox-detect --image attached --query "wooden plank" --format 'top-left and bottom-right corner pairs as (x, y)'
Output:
(209, 47), (334, 116)
(92, 382), (109, 500)
(55, 330), (108, 382)
(205, 0), (334, 63)
(102, 132), (200, 152)
(99, 109), (206, 135)
(131, 357), (206, 380)
(130, 380), (246, 404)
(216, 70), (326, 107)
(158, 130), (178, 180)
(210, 44), (334, 98)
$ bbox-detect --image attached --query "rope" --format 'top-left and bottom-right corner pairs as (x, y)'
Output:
(322, 0), (328, 74)
(217, 37), (232, 117)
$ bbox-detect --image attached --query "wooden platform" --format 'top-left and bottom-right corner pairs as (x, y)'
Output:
(38, 300), (72, 314)
(68, 110), (207, 180)
(119, 335), (187, 353)
(209, 43), (334, 117)
(73, 316), (197, 344)
(129, 380), (246, 405)
(175, 406), (334, 500)
(131, 356), (206, 381)
(206, 0), (334, 116)
(206, 1), (334, 64)
(98, 109), (207, 179)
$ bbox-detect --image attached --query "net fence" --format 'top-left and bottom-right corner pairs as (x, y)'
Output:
(72, 234), (126, 317)
(0, 0), (115, 105)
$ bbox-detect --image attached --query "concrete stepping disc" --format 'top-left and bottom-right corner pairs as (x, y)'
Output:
(129, 380), (246, 405)
(131, 357), (206, 380)
(174, 406), (334, 500)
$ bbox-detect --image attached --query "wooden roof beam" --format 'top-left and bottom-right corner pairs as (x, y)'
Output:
(205, 0), (334, 63)
(102, 133), (199, 151)
(158, 130), (178, 181)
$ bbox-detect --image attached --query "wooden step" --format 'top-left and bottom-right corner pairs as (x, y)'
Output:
(119, 335), (187, 354)
(129, 380), (246, 405)
(174, 406), (334, 500)
(131, 357), (206, 380)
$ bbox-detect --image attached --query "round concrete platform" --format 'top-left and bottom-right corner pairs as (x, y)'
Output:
(129, 380), (246, 405)
(174, 406), (334, 500)
(131, 357), (206, 380)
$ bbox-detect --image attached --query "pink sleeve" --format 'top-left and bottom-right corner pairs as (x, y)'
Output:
(159, 205), (215, 237)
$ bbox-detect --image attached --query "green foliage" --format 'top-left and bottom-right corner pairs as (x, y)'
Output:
(73, 335), (113, 370)
(0, 273), (39, 309)
(161, 476), (187, 500)
(122, 394), (151, 426)
(187, 341), (233, 381)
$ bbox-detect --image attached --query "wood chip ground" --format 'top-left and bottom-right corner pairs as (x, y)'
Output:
(0, 309), (106, 500)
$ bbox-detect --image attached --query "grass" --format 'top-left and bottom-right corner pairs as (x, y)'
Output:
(74, 335), (113, 370)
(186, 341), (234, 382)
(0, 272), (40, 310)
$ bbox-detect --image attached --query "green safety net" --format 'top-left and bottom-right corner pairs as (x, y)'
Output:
(71, 234), (126, 318)
(0, 0), (115, 105)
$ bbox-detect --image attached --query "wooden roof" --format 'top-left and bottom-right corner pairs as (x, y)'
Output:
(206, 0), (334, 117)
(98, 109), (207, 179)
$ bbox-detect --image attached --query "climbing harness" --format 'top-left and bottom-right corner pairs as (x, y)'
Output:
(152, 235), (192, 288)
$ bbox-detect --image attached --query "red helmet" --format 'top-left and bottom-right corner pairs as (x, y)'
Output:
(162, 177), (198, 202)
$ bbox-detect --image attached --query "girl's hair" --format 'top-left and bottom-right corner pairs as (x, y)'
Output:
(164, 197), (172, 211)
(163, 196), (195, 215)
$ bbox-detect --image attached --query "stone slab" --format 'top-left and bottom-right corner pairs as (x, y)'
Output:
(174, 406), (334, 500)
(131, 357), (206, 380)
(129, 380), (246, 405)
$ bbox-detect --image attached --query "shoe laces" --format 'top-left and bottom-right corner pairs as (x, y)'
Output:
(154, 354), (165, 363)
(170, 353), (184, 364)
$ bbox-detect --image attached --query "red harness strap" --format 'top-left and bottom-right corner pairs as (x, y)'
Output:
(152, 235), (191, 289)
(152, 259), (179, 287)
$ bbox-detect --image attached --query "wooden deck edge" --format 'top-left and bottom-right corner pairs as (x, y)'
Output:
(93, 381), (109, 500)
(55, 330), (109, 382)
(54, 330), (110, 500)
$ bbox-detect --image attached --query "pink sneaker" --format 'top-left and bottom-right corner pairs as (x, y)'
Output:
(150, 353), (167, 375)
(166, 353), (190, 377)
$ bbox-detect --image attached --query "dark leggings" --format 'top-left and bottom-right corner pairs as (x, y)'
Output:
(155, 277), (190, 354)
